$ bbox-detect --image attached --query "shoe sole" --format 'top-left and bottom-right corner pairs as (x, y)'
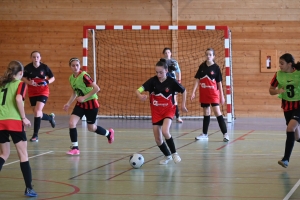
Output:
(278, 160), (288, 168)
(223, 138), (229, 142)
(195, 137), (209, 140)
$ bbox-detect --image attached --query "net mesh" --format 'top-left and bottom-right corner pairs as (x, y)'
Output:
(87, 29), (227, 118)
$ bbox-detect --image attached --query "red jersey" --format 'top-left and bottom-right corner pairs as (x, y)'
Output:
(194, 62), (222, 104)
(142, 76), (185, 123)
(23, 62), (54, 97)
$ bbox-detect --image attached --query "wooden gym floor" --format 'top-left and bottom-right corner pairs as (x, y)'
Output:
(0, 115), (299, 200)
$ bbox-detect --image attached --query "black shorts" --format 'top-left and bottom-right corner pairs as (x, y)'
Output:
(284, 109), (300, 125)
(201, 103), (219, 108)
(29, 95), (48, 106)
(0, 130), (27, 144)
(152, 117), (172, 126)
(72, 105), (98, 124)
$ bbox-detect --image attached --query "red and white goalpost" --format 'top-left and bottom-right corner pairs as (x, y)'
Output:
(82, 25), (235, 122)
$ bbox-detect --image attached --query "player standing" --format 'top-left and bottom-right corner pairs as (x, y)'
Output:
(191, 48), (229, 142)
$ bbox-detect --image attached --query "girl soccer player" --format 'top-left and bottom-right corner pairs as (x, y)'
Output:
(191, 48), (229, 142)
(269, 53), (300, 168)
(0, 61), (37, 197)
(163, 47), (183, 123)
(22, 51), (56, 142)
(136, 58), (188, 165)
(63, 58), (114, 155)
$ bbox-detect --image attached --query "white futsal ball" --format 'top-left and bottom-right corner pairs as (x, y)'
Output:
(129, 153), (144, 169)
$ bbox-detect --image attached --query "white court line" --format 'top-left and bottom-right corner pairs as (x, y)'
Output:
(283, 179), (300, 200)
(3, 151), (53, 166)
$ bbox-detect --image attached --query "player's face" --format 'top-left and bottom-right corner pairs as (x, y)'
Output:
(164, 50), (172, 59)
(155, 66), (167, 79)
(31, 52), (41, 64)
(205, 50), (215, 62)
(70, 61), (80, 74)
(15, 71), (23, 80)
(279, 59), (292, 72)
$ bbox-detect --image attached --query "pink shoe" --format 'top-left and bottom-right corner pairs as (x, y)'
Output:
(108, 128), (114, 144)
(66, 148), (80, 155)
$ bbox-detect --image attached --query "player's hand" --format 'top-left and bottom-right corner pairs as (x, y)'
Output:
(181, 105), (188, 113)
(76, 96), (85, 103)
(139, 94), (148, 101)
(22, 118), (31, 127)
(30, 80), (37, 86)
(190, 93), (195, 101)
(220, 96), (225, 105)
(277, 88), (285, 94)
(63, 104), (70, 111)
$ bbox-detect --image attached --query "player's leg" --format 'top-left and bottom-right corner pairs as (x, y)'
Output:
(86, 108), (114, 144)
(0, 141), (10, 171)
(66, 114), (81, 155)
(278, 111), (297, 168)
(294, 125), (300, 142)
(12, 131), (37, 197)
(162, 118), (181, 163)
(36, 96), (56, 128)
(153, 121), (171, 165)
(195, 104), (210, 140)
(212, 104), (229, 142)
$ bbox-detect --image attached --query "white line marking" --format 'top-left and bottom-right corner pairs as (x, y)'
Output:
(283, 179), (300, 200)
(3, 151), (53, 166)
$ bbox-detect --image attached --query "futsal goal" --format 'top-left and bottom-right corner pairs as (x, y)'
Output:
(83, 25), (235, 122)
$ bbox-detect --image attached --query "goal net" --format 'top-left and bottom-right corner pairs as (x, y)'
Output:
(83, 25), (234, 122)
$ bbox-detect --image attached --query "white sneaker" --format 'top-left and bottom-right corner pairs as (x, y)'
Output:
(195, 133), (209, 140)
(176, 117), (183, 123)
(159, 155), (172, 165)
(223, 133), (229, 142)
(172, 153), (181, 164)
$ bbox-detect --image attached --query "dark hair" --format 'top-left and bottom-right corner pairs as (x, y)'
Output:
(162, 47), (172, 54)
(156, 58), (168, 70)
(69, 57), (80, 66)
(30, 50), (40, 57)
(206, 48), (215, 56)
(280, 53), (295, 65)
(279, 53), (300, 70)
(0, 61), (24, 87)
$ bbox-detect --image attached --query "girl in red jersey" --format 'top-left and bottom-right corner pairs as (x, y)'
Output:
(0, 61), (37, 197)
(63, 58), (114, 155)
(136, 58), (188, 165)
(269, 53), (300, 168)
(22, 51), (56, 142)
(191, 48), (229, 142)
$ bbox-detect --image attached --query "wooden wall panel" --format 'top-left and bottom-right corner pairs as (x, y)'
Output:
(0, 0), (300, 118)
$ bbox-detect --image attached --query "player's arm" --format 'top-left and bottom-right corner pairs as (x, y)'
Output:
(63, 90), (77, 111)
(175, 62), (181, 83)
(217, 81), (225, 105)
(16, 83), (31, 126)
(190, 79), (199, 101)
(77, 82), (100, 103)
(136, 86), (148, 101)
(181, 89), (188, 113)
(269, 85), (284, 95)
(47, 76), (55, 84)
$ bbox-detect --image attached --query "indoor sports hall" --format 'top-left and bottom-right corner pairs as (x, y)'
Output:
(0, 1), (300, 200)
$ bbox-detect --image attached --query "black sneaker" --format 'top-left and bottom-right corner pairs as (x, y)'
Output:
(29, 136), (38, 142)
(24, 187), (37, 197)
(49, 113), (56, 128)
